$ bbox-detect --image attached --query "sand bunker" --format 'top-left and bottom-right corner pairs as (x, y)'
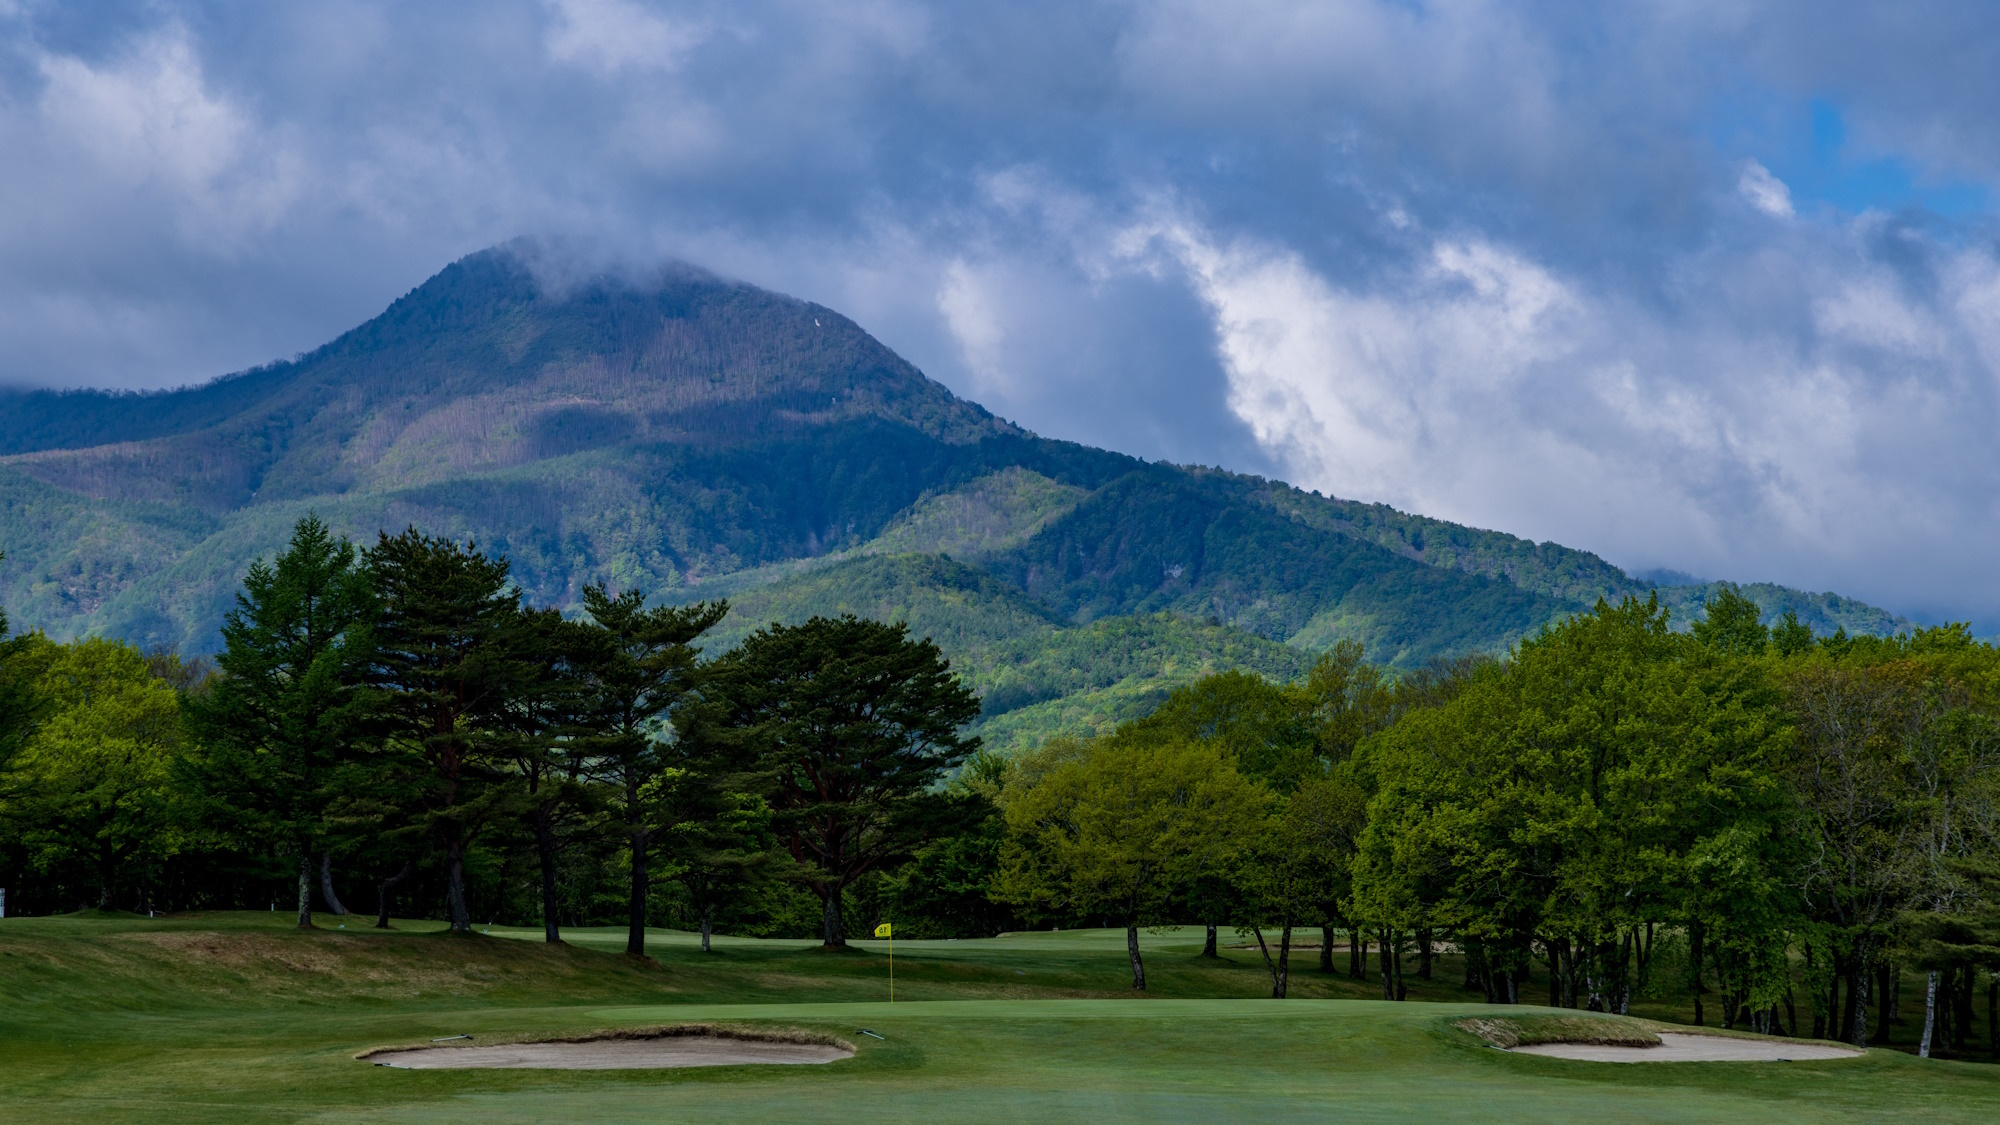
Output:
(366, 1035), (852, 1070)
(1511, 1032), (1861, 1063)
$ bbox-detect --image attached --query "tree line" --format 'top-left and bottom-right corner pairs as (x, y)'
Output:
(0, 518), (983, 955)
(5, 520), (1999, 1059)
(994, 586), (2000, 1058)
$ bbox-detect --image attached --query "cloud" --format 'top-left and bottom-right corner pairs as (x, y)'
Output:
(1738, 161), (1795, 218)
(544, 0), (707, 74)
(3, 1), (2000, 626)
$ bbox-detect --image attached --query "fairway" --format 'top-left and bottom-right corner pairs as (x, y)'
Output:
(6, 913), (2000, 1123)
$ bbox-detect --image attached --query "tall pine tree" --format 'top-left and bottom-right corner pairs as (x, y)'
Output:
(190, 516), (373, 927)
(711, 615), (979, 948)
(366, 528), (527, 933)
(575, 585), (726, 958)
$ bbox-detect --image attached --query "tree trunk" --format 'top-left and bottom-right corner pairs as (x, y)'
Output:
(319, 852), (348, 916)
(1381, 931), (1394, 1000)
(626, 827), (650, 955)
(445, 837), (471, 933)
(1127, 924), (1146, 991)
(1957, 965), (1976, 1048)
(1846, 946), (1871, 1049)
(701, 907), (713, 954)
(296, 850), (314, 928)
(1987, 979), (1997, 1060)
(1203, 924), (1218, 958)
(1320, 925), (1335, 974)
(1921, 970), (1939, 1058)
(1393, 935), (1406, 1000)
(1277, 925), (1292, 999)
(1417, 929), (1433, 981)
(1348, 929), (1364, 979)
(534, 811), (562, 944)
(820, 887), (847, 947)
(1688, 922), (1705, 1026)
(1871, 962), (1893, 1044)
(375, 861), (412, 928)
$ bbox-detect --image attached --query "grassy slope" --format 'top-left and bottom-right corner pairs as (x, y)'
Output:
(4, 913), (1997, 1124)
(670, 551), (1316, 754)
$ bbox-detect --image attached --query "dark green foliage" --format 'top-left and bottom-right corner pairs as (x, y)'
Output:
(185, 516), (374, 926)
(363, 528), (528, 932)
(493, 605), (603, 943)
(991, 466), (1572, 665)
(573, 584), (728, 956)
(677, 551), (1317, 755)
(711, 615), (980, 946)
(869, 751), (1017, 939)
(1690, 583), (1769, 654)
(1772, 609), (1815, 656)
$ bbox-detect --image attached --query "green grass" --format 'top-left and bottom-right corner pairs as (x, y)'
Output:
(3, 911), (1998, 1123)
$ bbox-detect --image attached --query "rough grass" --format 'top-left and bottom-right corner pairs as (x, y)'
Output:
(356, 1022), (853, 1060)
(1455, 1013), (1662, 1049)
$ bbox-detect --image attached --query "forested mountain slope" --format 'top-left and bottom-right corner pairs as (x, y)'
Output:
(0, 242), (1912, 723)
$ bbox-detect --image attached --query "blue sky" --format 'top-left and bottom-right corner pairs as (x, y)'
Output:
(2, 0), (1998, 627)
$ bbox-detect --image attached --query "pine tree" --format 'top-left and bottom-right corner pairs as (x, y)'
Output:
(189, 516), (374, 927)
(574, 585), (727, 957)
(365, 528), (526, 933)
(711, 615), (979, 948)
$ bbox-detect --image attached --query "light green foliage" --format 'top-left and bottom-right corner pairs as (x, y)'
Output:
(998, 736), (1269, 987)
(864, 467), (1087, 558)
(1353, 596), (1793, 1008)
(2, 637), (187, 908)
(1113, 669), (1319, 792)
(679, 553), (1316, 756)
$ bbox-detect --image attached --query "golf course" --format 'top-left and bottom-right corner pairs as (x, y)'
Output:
(5, 911), (1997, 1123)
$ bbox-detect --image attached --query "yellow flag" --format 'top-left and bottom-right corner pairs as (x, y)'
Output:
(874, 922), (892, 938)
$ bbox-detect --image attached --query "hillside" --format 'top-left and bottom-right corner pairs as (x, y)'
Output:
(0, 242), (1915, 743)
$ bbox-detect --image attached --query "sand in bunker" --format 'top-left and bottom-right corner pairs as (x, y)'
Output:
(370, 1038), (853, 1070)
(1512, 1033), (1861, 1063)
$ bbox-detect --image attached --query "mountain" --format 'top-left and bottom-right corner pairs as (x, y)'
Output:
(0, 242), (1915, 749)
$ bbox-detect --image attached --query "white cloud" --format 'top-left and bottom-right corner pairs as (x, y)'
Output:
(34, 26), (299, 247)
(544, 0), (707, 74)
(1738, 160), (1795, 218)
(1079, 202), (2000, 623)
(936, 259), (1016, 397)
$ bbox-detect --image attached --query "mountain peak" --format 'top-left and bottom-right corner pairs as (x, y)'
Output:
(0, 242), (1013, 511)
